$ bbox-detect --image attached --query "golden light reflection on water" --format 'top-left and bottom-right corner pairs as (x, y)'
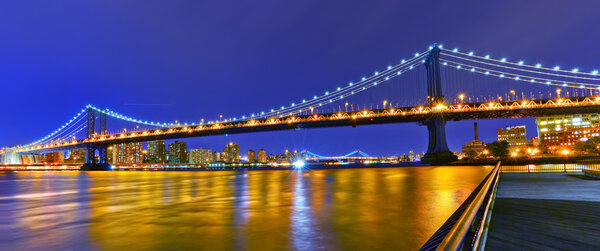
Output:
(0, 166), (490, 250)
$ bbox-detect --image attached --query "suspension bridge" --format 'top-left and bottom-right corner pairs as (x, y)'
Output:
(3, 43), (600, 170)
(302, 150), (379, 161)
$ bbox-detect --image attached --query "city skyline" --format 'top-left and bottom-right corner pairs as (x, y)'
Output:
(2, 2), (600, 250)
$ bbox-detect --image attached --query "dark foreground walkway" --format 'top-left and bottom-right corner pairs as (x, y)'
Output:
(486, 173), (600, 250)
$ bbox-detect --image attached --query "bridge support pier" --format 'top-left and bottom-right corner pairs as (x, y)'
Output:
(421, 118), (455, 164)
(82, 145), (111, 171)
(425, 118), (450, 153)
(421, 43), (457, 164)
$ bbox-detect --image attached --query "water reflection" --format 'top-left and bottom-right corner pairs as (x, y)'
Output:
(291, 170), (320, 250)
(0, 166), (489, 250)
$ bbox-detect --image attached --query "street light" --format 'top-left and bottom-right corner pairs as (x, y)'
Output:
(458, 93), (465, 103)
(383, 100), (388, 109)
(556, 88), (562, 98)
(561, 149), (569, 172)
(510, 90), (516, 100)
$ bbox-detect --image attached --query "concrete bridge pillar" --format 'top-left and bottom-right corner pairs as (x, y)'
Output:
(98, 146), (108, 164)
(82, 107), (111, 170)
(82, 145), (111, 171)
(425, 119), (450, 153)
(422, 44), (455, 164)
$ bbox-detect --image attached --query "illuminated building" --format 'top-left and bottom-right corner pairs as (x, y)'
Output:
(224, 142), (240, 163)
(147, 140), (167, 163)
(189, 148), (212, 164)
(44, 152), (64, 163)
(65, 148), (86, 163)
(257, 149), (267, 162)
(19, 154), (43, 164)
(532, 137), (539, 147)
(284, 150), (293, 161)
(497, 125), (527, 147)
(107, 146), (114, 163)
(462, 122), (486, 155)
(246, 150), (256, 163)
(212, 152), (221, 162)
(536, 114), (600, 152)
(168, 141), (187, 163)
(112, 142), (144, 164)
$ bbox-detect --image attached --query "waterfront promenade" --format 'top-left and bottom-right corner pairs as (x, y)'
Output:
(486, 173), (600, 250)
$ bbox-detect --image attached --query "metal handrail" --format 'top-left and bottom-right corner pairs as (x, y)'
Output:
(436, 161), (501, 250)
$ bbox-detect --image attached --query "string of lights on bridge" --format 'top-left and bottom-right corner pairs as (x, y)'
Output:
(21, 110), (88, 148)
(17, 47), (431, 148)
(90, 48), (430, 127)
(441, 59), (600, 90)
(19, 94), (600, 153)
(439, 47), (600, 90)
(442, 47), (599, 76)
(15, 43), (600, 151)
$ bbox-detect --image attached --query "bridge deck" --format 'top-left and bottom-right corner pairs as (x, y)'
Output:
(486, 173), (600, 250)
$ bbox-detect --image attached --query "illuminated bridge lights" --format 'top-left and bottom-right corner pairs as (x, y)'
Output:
(13, 97), (600, 152)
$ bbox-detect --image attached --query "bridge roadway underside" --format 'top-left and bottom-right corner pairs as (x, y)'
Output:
(486, 173), (600, 250)
(18, 101), (600, 153)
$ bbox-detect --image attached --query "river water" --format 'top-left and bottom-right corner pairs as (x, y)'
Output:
(0, 166), (490, 250)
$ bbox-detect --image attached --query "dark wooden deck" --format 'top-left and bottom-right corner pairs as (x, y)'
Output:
(486, 173), (600, 250)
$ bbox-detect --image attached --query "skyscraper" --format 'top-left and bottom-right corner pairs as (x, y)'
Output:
(212, 152), (221, 162)
(246, 149), (256, 163)
(189, 148), (212, 164)
(147, 140), (167, 163)
(112, 142), (144, 164)
(44, 152), (64, 163)
(169, 141), (187, 163)
(107, 146), (114, 163)
(497, 125), (527, 147)
(257, 149), (267, 162)
(65, 148), (86, 163)
(224, 142), (240, 163)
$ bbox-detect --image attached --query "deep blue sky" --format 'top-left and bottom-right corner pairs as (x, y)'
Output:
(2, 1), (600, 156)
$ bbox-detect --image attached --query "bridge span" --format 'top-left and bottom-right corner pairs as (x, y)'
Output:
(4, 43), (600, 170)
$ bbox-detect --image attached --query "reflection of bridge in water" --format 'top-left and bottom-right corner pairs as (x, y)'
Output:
(4, 44), (600, 169)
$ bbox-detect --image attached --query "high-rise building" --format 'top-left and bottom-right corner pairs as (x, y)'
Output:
(107, 146), (114, 163)
(246, 150), (256, 163)
(189, 148), (212, 164)
(44, 152), (64, 163)
(497, 125), (527, 147)
(224, 142), (240, 163)
(147, 140), (167, 163)
(212, 152), (221, 162)
(257, 149), (267, 163)
(169, 141), (187, 163)
(19, 154), (43, 164)
(536, 114), (600, 152)
(65, 148), (86, 163)
(112, 142), (144, 164)
(284, 150), (293, 162)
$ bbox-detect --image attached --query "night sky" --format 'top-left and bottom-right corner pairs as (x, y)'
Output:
(2, 1), (600, 156)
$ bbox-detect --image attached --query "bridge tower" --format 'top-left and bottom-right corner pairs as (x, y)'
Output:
(83, 107), (110, 170)
(421, 44), (455, 164)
